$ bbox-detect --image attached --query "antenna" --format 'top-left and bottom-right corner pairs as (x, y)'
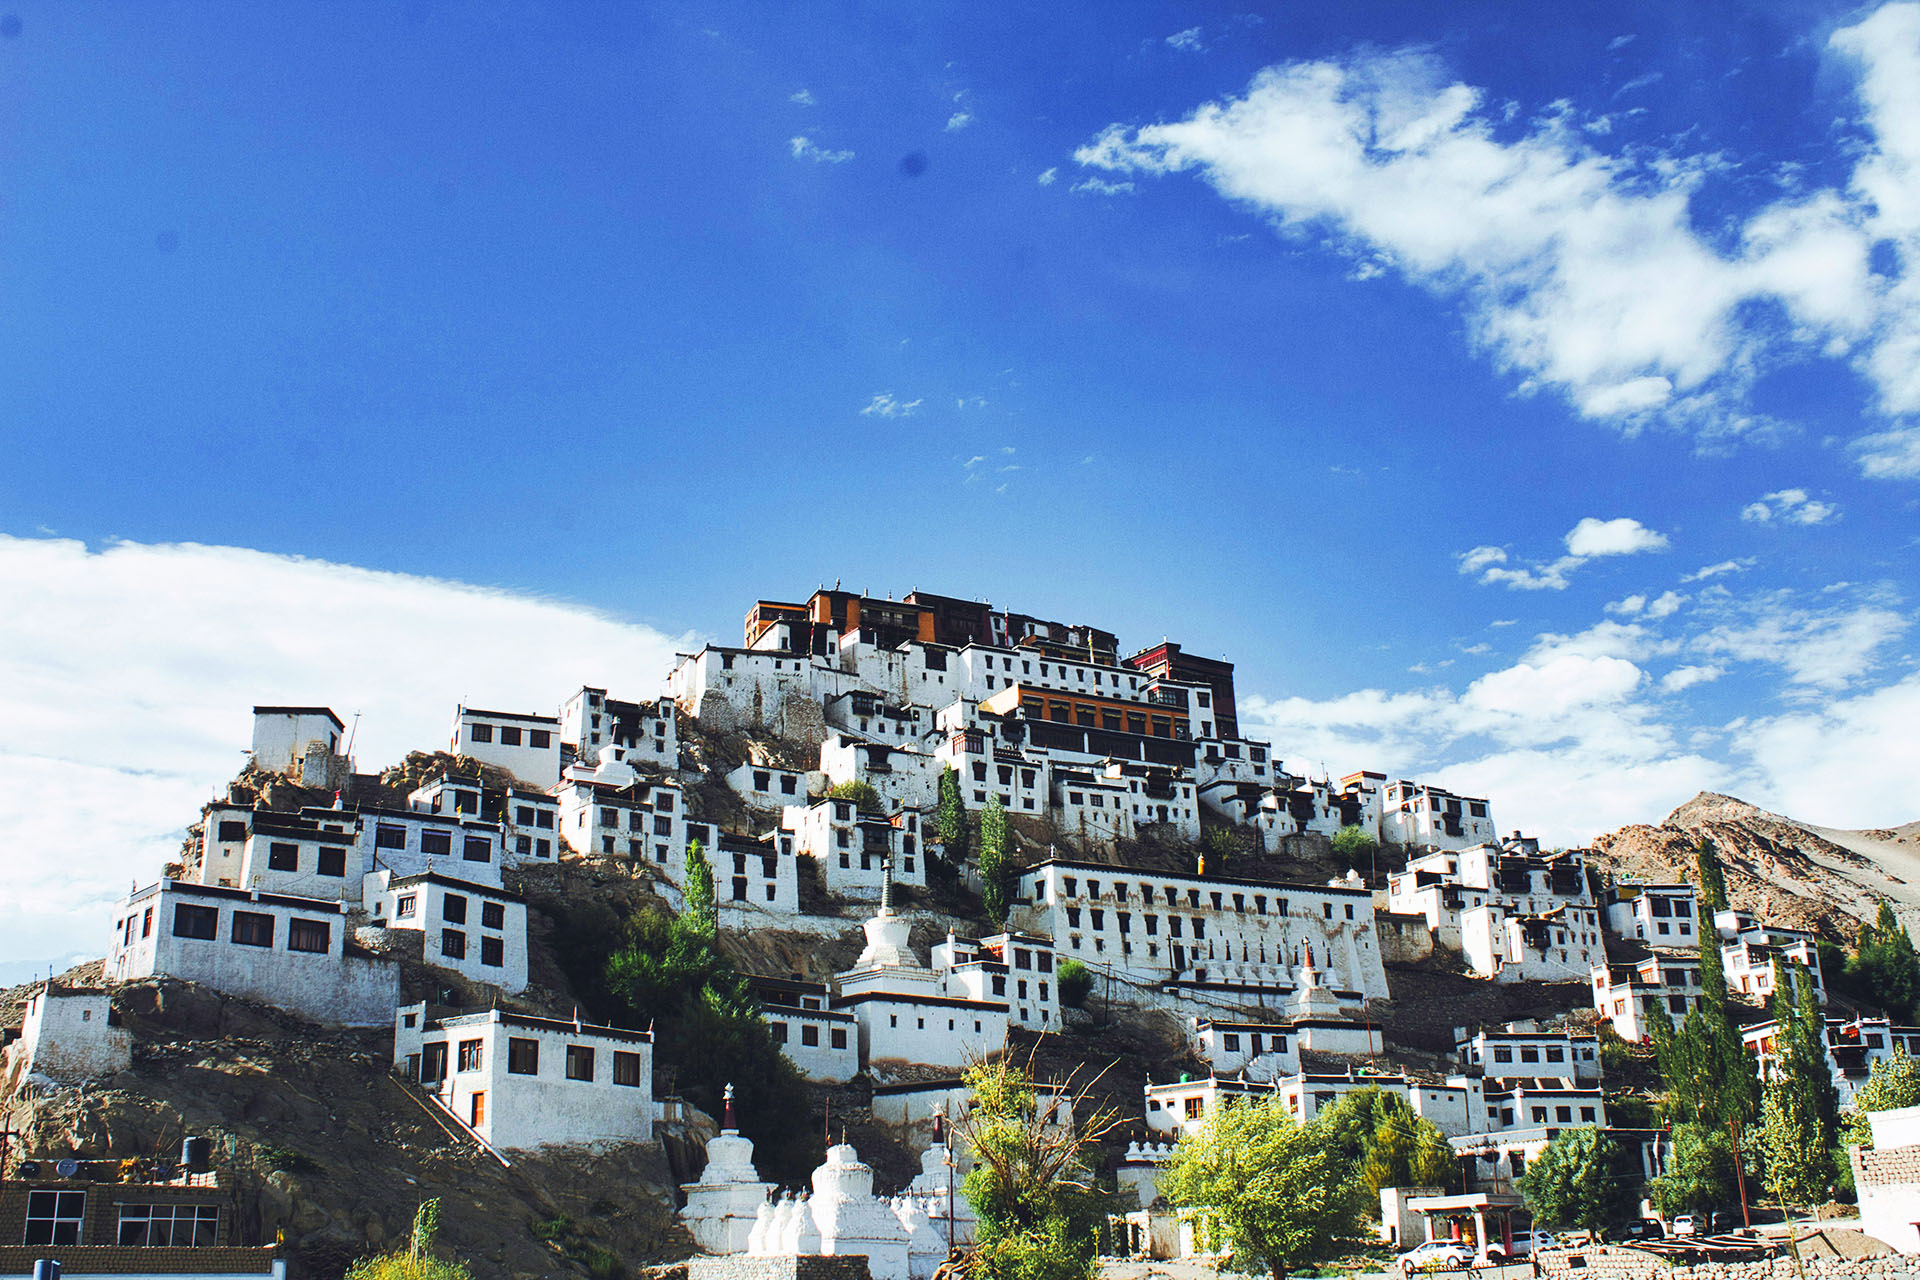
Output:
(345, 711), (362, 762)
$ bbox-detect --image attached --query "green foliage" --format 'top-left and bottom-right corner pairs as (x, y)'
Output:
(1694, 838), (1730, 914)
(1160, 1095), (1369, 1280)
(1649, 1123), (1739, 1217)
(1848, 902), (1920, 1022)
(1759, 960), (1841, 1208)
(1202, 826), (1241, 862)
(937, 766), (970, 860)
(1330, 825), (1378, 865)
(1597, 1022), (1638, 1077)
(1516, 1127), (1635, 1232)
(1845, 1048), (1920, 1147)
(957, 1058), (1112, 1280)
(1315, 1087), (1456, 1204)
(602, 908), (813, 1182)
(1651, 899), (1758, 1129)
(346, 1199), (475, 1280)
(1055, 958), (1093, 1009)
(683, 838), (717, 938)
(980, 794), (1011, 923)
(827, 779), (884, 811)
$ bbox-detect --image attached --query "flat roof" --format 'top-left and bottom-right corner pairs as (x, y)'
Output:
(254, 705), (344, 728)
(1023, 858), (1372, 898)
(430, 1008), (650, 1042)
(459, 707), (561, 725)
(381, 871), (522, 902)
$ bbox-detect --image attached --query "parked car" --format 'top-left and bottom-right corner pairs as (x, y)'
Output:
(1485, 1230), (1557, 1260)
(1399, 1240), (1473, 1272)
(1707, 1211), (1746, 1234)
(1672, 1215), (1698, 1237)
(1612, 1218), (1666, 1242)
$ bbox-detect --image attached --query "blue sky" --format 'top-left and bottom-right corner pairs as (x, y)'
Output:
(3, 2), (1919, 981)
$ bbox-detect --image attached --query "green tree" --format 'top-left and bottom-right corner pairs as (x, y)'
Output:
(346, 1199), (475, 1280)
(1160, 1095), (1369, 1280)
(1759, 959), (1841, 1209)
(683, 838), (717, 938)
(1055, 958), (1094, 1009)
(1849, 902), (1920, 1022)
(956, 1057), (1117, 1280)
(827, 779), (884, 811)
(980, 794), (1011, 923)
(1648, 1123), (1739, 1218)
(603, 909), (812, 1181)
(1517, 1127), (1635, 1233)
(1652, 899), (1758, 1129)
(1844, 1049), (1920, 1148)
(1331, 825), (1378, 865)
(1315, 1088), (1455, 1203)
(1694, 838), (1730, 914)
(937, 765), (969, 860)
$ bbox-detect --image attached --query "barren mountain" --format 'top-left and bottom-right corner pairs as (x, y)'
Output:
(1589, 791), (1920, 943)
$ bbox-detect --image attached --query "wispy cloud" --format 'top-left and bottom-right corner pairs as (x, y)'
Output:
(1682, 557), (1757, 583)
(1070, 177), (1135, 197)
(789, 135), (855, 164)
(1166, 27), (1205, 52)
(789, 89), (816, 107)
(860, 392), (922, 418)
(1741, 488), (1839, 525)
(946, 111), (973, 132)
(1037, 167), (1059, 187)
(1460, 517), (1669, 591)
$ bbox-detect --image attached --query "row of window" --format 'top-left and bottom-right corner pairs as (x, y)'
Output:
(595, 807), (676, 833)
(467, 723), (553, 749)
(375, 824), (493, 861)
(1054, 875), (1357, 921)
(167, 902), (332, 953)
(264, 841), (349, 875)
(23, 1191), (220, 1248)
(441, 930), (506, 966)
(769, 1020), (849, 1050)
(426, 1037), (642, 1084)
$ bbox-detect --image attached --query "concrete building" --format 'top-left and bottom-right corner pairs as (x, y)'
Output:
(1456, 1023), (1601, 1081)
(1853, 1103), (1920, 1253)
(108, 880), (398, 1027)
(449, 705), (562, 788)
(1460, 901), (1607, 984)
(1743, 1015), (1920, 1106)
(1603, 882), (1701, 949)
(249, 705), (345, 774)
(834, 895), (1008, 1071)
(1, 983), (132, 1088)
(1592, 954), (1706, 1042)
(561, 686), (678, 771)
(1719, 917), (1825, 1004)
(555, 744), (690, 870)
(782, 796), (926, 901)
(750, 977), (859, 1083)
(408, 771), (561, 866)
(364, 870), (529, 994)
(1377, 781), (1497, 851)
(393, 1003), (655, 1151)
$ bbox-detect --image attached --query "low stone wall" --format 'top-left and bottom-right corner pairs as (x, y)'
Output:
(1375, 911), (1436, 964)
(1536, 1247), (1912, 1280)
(688, 1254), (873, 1280)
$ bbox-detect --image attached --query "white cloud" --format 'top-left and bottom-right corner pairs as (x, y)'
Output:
(789, 136), (855, 164)
(859, 392), (923, 418)
(1660, 664), (1724, 692)
(0, 536), (692, 986)
(790, 89), (816, 106)
(1854, 427), (1920, 479)
(1606, 594), (1647, 616)
(1167, 27), (1205, 52)
(1565, 516), (1669, 557)
(1683, 557), (1756, 582)
(1691, 593), (1907, 689)
(1736, 667), (1920, 827)
(946, 112), (973, 132)
(1645, 590), (1685, 619)
(1071, 178), (1135, 197)
(1741, 488), (1839, 525)
(1037, 167), (1059, 187)
(1072, 14), (1920, 462)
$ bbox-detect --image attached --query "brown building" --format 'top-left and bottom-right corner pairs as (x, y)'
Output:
(1127, 641), (1239, 739)
(0, 1159), (281, 1277)
(746, 586), (1120, 665)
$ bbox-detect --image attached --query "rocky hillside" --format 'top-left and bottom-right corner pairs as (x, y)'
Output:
(1590, 791), (1920, 943)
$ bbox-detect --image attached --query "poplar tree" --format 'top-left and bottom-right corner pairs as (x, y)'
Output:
(1694, 837), (1730, 914)
(1850, 902), (1920, 1022)
(937, 765), (969, 862)
(980, 794), (1010, 923)
(1759, 960), (1840, 1208)
(683, 837), (717, 938)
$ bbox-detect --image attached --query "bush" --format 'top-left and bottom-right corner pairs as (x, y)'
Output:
(1056, 959), (1094, 1009)
(828, 780), (884, 811)
(1331, 825), (1378, 864)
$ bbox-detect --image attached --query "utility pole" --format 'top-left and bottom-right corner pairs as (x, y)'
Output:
(1728, 1118), (1751, 1230)
(934, 1103), (955, 1257)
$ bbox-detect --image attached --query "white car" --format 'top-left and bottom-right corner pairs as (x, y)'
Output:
(1672, 1216), (1698, 1237)
(1399, 1240), (1472, 1272)
(1486, 1231), (1558, 1260)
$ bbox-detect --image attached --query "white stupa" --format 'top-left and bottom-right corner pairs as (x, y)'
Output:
(680, 1084), (775, 1254)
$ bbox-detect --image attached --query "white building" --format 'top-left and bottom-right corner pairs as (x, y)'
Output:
(352, 804), (508, 891)
(750, 976), (859, 1083)
(1012, 860), (1391, 1009)
(1853, 1103), (1920, 1253)
(1603, 882), (1701, 949)
(1743, 1015), (1920, 1106)
(109, 880), (398, 1026)
(820, 735), (940, 815)
(2, 984), (132, 1088)
(1143, 1076), (1289, 1138)
(1460, 902), (1606, 984)
(561, 686), (678, 770)
(726, 760), (814, 812)
(249, 705), (345, 773)
(449, 705), (562, 788)
(834, 897), (1008, 1071)
(1719, 918), (1825, 1004)
(1456, 1023), (1601, 1081)
(364, 870), (529, 994)
(783, 796), (926, 901)
(931, 932), (1059, 1032)
(1377, 781), (1497, 851)
(1592, 954), (1705, 1041)
(555, 745), (690, 870)
(393, 1003), (655, 1151)
(707, 830), (802, 918)
(229, 808), (366, 902)
(408, 771), (561, 866)
(1388, 841), (1591, 954)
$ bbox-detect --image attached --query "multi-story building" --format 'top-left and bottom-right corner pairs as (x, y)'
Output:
(364, 870), (529, 994)
(1591, 953), (1706, 1041)
(408, 771), (561, 866)
(1377, 781), (1497, 850)
(1716, 912), (1825, 1003)
(1742, 1015), (1920, 1105)
(781, 796), (925, 900)
(1602, 881), (1701, 949)
(748, 976), (859, 1083)
(560, 686), (678, 771)
(1455, 1023), (1601, 1081)
(449, 705), (562, 788)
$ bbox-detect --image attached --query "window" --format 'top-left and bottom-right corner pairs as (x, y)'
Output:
(457, 1039), (483, 1071)
(444, 894), (468, 923)
(1531, 1107), (1549, 1123)
(24, 1189), (86, 1246)
(802, 1024), (820, 1047)
(420, 829), (451, 856)
(288, 918), (331, 953)
(1224, 1033), (1240, 1051)
(530, 730), (551, 749)
(231, 911), (274, 948)
(613, 1050), (643, 1086)
(508, 1037), (539, 1074)
(1184, 1097), (1204, 1120)
(500, 726), (522, 746)
(770, 1021), (788, 1044)
(377, 824), (407, 849)
(173, 902), (218, 940)
(442, 929), (466, 959)
(654, 816), (672, 836)
(481, 937), (504, 967)
(1555, 1106), (1572, 1123)
(396, 893), (418, 919)
(470, 723), (493, 742)
(566, 1045), (595, 1080)
(463, 836), (491, 862)
(265, 841), (299, 872)
(118, 1202), (220, 1247)
(217, 820), (248, 842)
(141, 907), (153, 938)
(481, 901), (506, 930)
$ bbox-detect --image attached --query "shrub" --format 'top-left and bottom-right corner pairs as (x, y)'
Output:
(1056, 959), (1094, 1009)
